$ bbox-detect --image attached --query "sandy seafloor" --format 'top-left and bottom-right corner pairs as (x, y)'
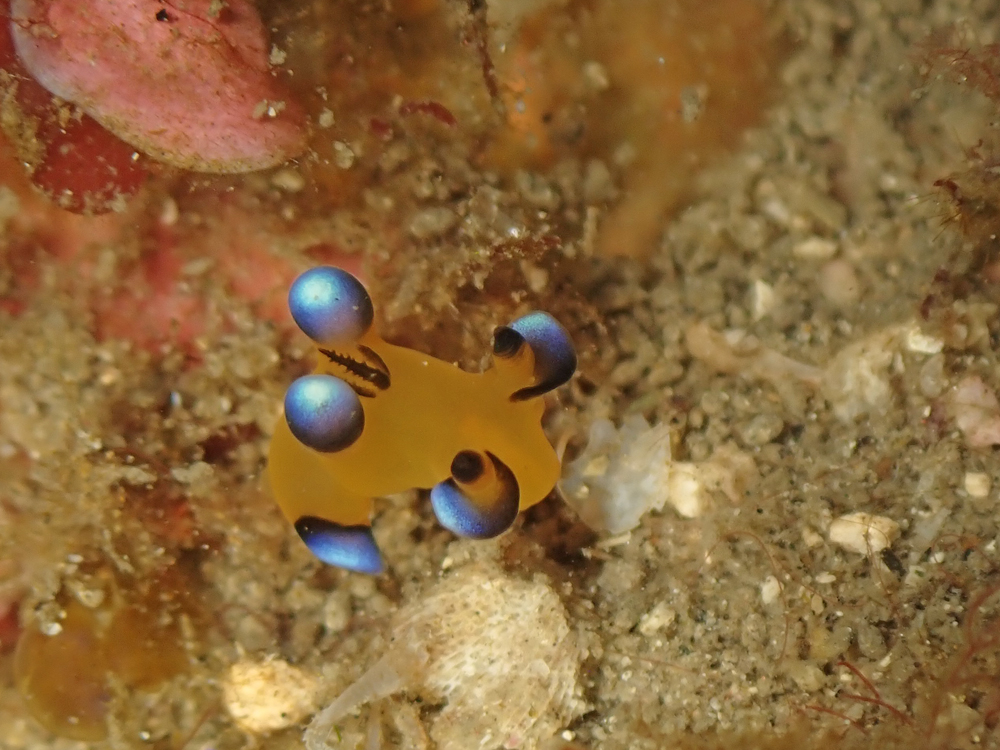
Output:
(2, 1), (1000, 749)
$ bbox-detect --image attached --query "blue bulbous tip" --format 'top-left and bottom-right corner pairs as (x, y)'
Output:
(430, 452), (520, 539)
(288, 266), (374, 344)
(505, 311), (577, 401)
(295, 517), (384, 574)
(285, 374), (364, 453)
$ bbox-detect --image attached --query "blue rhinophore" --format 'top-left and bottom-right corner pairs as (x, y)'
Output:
(430, 452), (520, 539)
(294, 517), (384, 574)
(285, 374), (364, 452)
(506, 311), (577, 401)
(288, 266), (374, 344)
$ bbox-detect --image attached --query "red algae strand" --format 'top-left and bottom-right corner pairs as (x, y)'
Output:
(10, 0), (307, 172)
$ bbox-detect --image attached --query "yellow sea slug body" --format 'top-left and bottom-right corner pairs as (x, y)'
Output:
(269, 267), (576, 573)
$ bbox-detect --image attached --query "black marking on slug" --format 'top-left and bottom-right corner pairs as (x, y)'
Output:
(320, 346), (391, 392)
(492, 326), (524, 358)
(451, 450), (485, 483)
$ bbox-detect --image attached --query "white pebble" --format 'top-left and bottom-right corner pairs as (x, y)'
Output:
(905, 324), (944, 355)
(269, 45), (287, 65)
(964, 472), (991, 499)
(760, 575), (782, 605)
(271, 168), (305, 192)
(829, 512), (900, 555)
(786, 661), (825, 692)
(333, 140), (355, 169)
(802, 528), (824, 548)
(819, 259), (860, 307)
(637, 602), (676, 636)
(582, 60), (610, 91)
(793, 236), (837, 260)
(667, 462), (705, 519)
(751, 279), (776, 321)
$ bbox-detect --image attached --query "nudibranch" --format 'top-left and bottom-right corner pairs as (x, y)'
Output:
(268, 267), (577, 574)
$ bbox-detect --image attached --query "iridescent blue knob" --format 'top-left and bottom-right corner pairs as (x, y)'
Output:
(295, 517), (384, 574)
(494, 311), (576, 401)
(284, 374), (364, 453)
(430, 452), (520, 539)
(289, 267), (374, 345)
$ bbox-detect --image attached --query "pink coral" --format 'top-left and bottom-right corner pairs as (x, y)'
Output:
(11, 0), (307, 172)
(950, 375), (1000, 448)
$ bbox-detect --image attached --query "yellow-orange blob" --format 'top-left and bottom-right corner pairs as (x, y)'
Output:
(14, 565), (194, 740)
(14, 600), (111, 742)
(104, 601), (186, 690)
(270, 324), (559, 528)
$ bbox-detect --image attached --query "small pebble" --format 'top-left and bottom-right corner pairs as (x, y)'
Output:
(760, 575), (781, 605)
(918, 354), (947, 398)
(819, 259), (860, 307)
(785, 661), (825, 692)
(739, 413), (784, 446)
(802, 528), (824, 548)
(810, 594), (824, 615)
(905, 325), (944, 355)
(268, 45), (287, 65)
(582, 60), (610, 91)
(793, 236), (837, 260)
(751, 279), (776, 321)
(583, 159), (616, 203)
(408, 207), (457, 239)
(333, 141), (355, 169)
(964, 472), (991, 498)
(829, 512), (900, 555)
(667, 462), (705, 518)
(271, 168), (305, 192)
(636, 602), (676, 636)
(857, 622), (887, 659)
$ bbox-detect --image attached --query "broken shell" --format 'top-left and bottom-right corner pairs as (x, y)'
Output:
(305, 565), (585, 750)
(222, 657), (319, 734)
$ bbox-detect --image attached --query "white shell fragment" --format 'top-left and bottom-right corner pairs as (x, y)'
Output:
(394, 567), (585, 750)
(222, 657), (319, 734)
(305, 565), (584, 750)
(822, 326), (904, 422)
(560, 416), (674, 532)
(561, 417), (761, 531)
(828, 512), (900, 555)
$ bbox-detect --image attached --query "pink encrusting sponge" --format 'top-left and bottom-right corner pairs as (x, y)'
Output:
(10, 0), (308, 173)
